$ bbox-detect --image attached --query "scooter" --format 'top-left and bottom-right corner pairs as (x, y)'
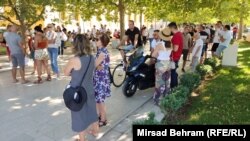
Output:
(122, 55), (155, 97)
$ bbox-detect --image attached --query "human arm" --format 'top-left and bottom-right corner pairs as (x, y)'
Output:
(151, 45), (159, 58)
(134, 34), (139, 47)
(64, 58), (75, 76)
(95, 52), (105, 70)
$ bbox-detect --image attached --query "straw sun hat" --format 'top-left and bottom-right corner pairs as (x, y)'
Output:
(159, 27), (172, 41)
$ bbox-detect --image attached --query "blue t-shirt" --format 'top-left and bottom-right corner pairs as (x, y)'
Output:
(5, 32), (23, 55)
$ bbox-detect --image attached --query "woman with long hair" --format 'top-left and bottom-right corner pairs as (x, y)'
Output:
(64, 34), (99, 141)
(33, 26), (51, 83)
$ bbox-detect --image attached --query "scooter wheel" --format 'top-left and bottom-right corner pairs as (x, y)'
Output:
(122, 79), (138, 97)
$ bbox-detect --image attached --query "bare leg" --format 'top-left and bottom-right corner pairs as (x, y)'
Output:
(97, 103), (107, 126)
(78, 130), (86, 141)
(43, 60), (51, 81)
(182, 60), (187, 71)
(88, 122), (99, 137)
(12, 67), (18, 82)
(34, 60), (42, 83)
(19, 66), (28, 84)
(31, 60), (37, 74)
(42, 60), (51, 75)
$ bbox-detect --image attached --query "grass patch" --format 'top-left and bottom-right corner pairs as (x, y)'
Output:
(179, 41), (250, 124)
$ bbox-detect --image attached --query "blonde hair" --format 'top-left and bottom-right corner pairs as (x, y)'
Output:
(73, 34), (92, 56)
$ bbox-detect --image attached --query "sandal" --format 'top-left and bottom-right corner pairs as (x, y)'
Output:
(34, 77), (42, 84)
(98, 120), (107, 127)
(46, 75), (52, 81)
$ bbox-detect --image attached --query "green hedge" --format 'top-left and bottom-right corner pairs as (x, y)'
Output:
(204, 58), (220, 71)
(133, 112), (160, 125)
(160, 86), (189, 122)
(180, 72), (201, 92)
(196, 64), (213, 79)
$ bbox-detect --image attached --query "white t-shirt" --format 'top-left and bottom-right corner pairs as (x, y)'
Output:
(219, 30), (232, 47)
(192, 38), (203, 59)
(213, 28), (222, 43)
(205, 28), (211, 35)
(46, 31), (57, 48)
(148, 28), (154, 38)
(151, 39), (164, 49)
(92, 28), (97, 37)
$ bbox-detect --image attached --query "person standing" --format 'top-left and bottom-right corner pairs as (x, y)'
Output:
(197, 25), (209, 64)
(152, 27), (172, 105)
(3, 24), (12, 63)
(168, 22), (183, 89)
(5, 25), (29, 84)
(46, 24), (60, 78)
(148, 24), (155, 50)
(211, 24), (222, 56)
(191, 32), (203, 72)
(33, 26), (51, 83)
(64, 34), (99, 141)
(181, 26), (192, 72)
(76, 23), (81, 34)
(94, 33), (111, 127)
(214, 25), (232, 58)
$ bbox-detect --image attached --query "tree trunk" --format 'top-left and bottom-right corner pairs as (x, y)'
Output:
(238, 16), (243, 40)
(139, 10), (142, 29)
(238, 1), (244, 40)
(20, 23), (28, 54)
(118, 0), (125, 40)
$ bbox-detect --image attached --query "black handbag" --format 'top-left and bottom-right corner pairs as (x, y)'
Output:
(63, 56), (92, 112)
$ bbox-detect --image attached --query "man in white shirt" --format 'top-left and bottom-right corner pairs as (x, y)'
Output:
(46, 24), (60, 77)
(191, 32), (203, 72)
(91, 25), (97, 37)
(151, 30), (164, 53)
(214, 25), (232, 58)
(76, 23), (81, 34)
(148, 24), (154, 50)
(211, 23), (222, 56)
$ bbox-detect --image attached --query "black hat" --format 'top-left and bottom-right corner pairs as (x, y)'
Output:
(34, 26), (43, 33)
(63, 87), (87, 112)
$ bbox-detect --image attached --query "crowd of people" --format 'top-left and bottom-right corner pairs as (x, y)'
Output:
(0, 19), (233, 141)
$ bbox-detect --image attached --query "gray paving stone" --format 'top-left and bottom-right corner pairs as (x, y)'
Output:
(98, 130), (122, 141)
(113, 118), (133, 133)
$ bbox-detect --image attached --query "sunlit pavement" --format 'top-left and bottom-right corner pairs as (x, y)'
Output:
(0, 42), (195, 141)
(0, 44), (155, 141)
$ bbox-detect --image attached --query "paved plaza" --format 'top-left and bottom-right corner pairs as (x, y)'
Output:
(0, 44), (189, 141)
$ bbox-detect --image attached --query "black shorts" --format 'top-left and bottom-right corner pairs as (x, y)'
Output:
(211, 43), (219, 52)
(182, 49), (189, 61)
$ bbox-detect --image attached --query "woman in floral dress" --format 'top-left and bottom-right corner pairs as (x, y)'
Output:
(94, 33), (111, 127)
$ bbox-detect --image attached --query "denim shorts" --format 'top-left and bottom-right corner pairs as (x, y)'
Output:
(215, 45), (227, 56)
(11, 53), (25, 68)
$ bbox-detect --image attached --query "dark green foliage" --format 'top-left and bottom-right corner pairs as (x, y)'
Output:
(196, 64), (213, 79)
(180, 72), (201, 92)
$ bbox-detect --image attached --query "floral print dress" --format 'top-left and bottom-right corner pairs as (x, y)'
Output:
(93, 47), (111, 103)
